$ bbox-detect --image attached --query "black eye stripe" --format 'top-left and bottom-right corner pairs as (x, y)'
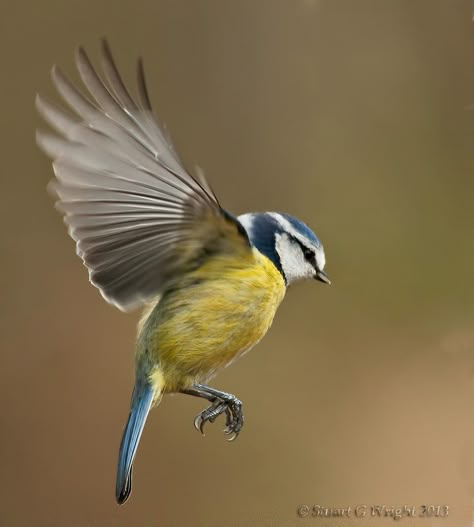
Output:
(292, 237), (314, 263)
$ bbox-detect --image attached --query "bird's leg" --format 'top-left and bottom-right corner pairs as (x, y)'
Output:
(180, 384), (244, 441)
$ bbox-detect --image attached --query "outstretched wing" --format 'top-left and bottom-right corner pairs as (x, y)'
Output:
(37, 40), (250, 311)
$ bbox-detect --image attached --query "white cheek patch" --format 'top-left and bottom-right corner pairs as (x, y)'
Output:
(315, 247), (326, 271)
(275, 232), (315, 284)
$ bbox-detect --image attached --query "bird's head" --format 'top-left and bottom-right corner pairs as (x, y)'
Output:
(238, 212), (330, 286)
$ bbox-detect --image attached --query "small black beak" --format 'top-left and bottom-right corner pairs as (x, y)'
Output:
(315, 269), (331, 285)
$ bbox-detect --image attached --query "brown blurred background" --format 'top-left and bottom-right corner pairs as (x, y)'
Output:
(1, 1), (473, 526)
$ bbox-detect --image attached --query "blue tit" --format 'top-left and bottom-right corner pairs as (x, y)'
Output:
(36, 40), (330, 505)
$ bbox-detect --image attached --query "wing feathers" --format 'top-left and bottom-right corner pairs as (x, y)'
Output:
(37, 41), (250, 311)
(99, 41), (140, 113)
(136, 57), (153, 111)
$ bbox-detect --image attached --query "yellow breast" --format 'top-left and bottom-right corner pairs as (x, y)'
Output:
(137, 249), (286, 391)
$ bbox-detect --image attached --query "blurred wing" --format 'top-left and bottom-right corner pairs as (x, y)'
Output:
(37, 40), (250, 311)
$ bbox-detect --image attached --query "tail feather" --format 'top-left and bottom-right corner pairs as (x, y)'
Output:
(115, 380), (155, 504)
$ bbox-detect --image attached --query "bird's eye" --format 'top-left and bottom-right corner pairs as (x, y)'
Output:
(303, 247), (313, 261)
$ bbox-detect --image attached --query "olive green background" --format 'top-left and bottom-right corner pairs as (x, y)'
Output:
(1, 1), (473, 526)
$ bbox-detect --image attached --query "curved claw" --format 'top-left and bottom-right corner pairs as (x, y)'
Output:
(224, 421), (243, 440)
(194, 414), (205, 435)
(223, 423), (238, 436)
(194, 401), (228, 436)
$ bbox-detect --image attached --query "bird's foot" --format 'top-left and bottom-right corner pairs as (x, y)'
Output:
(192, 391), (244, 441)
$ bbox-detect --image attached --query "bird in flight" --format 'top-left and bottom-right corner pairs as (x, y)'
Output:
(36, 40), (330, 504)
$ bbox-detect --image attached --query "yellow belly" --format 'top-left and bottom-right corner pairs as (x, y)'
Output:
(136, 249), (286, 392)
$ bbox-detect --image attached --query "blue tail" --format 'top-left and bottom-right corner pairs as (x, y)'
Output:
(116, 380), (154, 504)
